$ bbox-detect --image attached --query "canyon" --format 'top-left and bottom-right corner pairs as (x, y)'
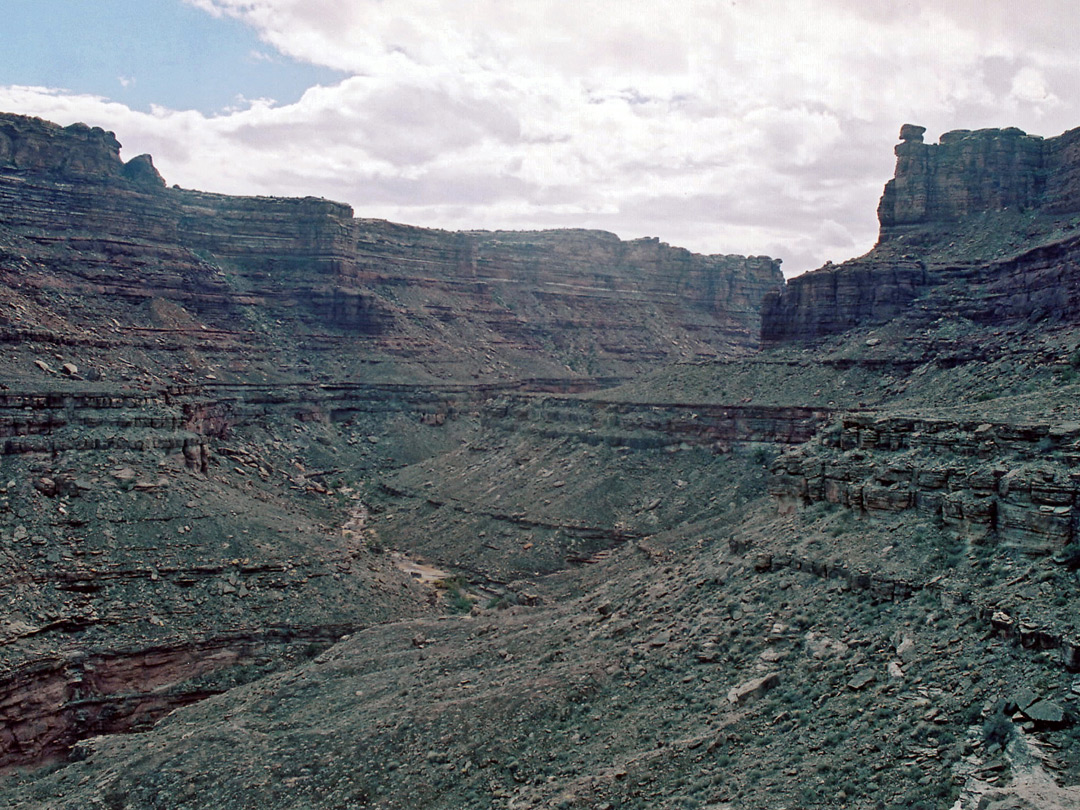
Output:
(0, 114), (1079, 810)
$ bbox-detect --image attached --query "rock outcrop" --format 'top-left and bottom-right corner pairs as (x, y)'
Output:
(879, 125), (1080, 233)
(769, 413), (1080, 552)
(4, 109), (1080, 810)
(762, 124), (1080, 345)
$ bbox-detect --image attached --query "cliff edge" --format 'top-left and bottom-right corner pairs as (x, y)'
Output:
(0, 112), (782, 384)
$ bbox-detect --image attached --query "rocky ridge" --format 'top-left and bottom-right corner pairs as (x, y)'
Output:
(0, 112), (781, 384)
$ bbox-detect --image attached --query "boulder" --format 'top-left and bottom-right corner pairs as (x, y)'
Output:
(899, 123), (927, 143)
(1021, 699), (1066, 726)
(727, 672), (780, 705)
(847, 671), (875, 690)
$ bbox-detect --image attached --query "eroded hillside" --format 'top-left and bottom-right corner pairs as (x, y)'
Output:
(1, 117), (1079, 810)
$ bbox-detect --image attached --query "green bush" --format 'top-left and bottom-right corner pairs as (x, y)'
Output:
(448, 589), (473, 614)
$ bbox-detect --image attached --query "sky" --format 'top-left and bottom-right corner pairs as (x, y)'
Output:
(0, 1), (1077, 277)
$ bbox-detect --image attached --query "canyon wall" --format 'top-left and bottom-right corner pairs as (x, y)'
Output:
(0, 110), (786, 767)
(3, 111), (1080, 806)
(762, 124), (1080, 346)
(878, 123), (1080, 232)
(0, 112), (782, 380)
(770, 413), (1080, 552)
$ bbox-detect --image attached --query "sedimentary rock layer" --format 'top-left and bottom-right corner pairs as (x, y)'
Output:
(0, 112), (782, 379)
(762, 124), (1080, 345)
(878, 124), (1080, 232)
(770, 412), (1080, 552)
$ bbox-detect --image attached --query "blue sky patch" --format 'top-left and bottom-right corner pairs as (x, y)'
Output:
(2, 0), (343, 113)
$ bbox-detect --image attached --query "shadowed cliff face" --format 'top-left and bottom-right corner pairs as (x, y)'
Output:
(761, 124), (1080, 346)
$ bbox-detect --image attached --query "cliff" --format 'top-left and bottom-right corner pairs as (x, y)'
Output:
(0, 112), (782, 383)
(878, 123), (1080, 233)
(0, 114), (163, 187)
(762, 123), (1080, 345)
(3, 110), (1080, 810)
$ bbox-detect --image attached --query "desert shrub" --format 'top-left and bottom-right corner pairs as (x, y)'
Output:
(435, 576), (473, 613)
(751, 445), (773, 466)
(983, 702), (1014, 748)
(448, 589), (473, 613)
(960, 702), (984, 725)
(485, 593), (519, 610)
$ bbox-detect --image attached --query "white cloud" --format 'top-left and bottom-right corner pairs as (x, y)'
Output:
(5, 2), (1080, 277)
(1010, 66), (1058, 106)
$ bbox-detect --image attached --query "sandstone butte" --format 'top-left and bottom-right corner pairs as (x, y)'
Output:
(0, 113), (1078, 810)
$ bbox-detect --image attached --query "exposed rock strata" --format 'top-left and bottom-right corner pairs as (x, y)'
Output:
(0, 627), (349, 769)
(0, 112), (782, 381)
(2, 109), (1080, 809)
(770, 413), (1080, 551)
(762, 124), (1080, 345)
(0, 111), (783, 769)
(879, 125), (1080, 231)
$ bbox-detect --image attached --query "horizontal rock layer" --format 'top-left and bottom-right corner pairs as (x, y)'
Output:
(0, 112), (782, 380)
(879, 125), (1080, 231)
(770, 413), (1080, 552)
(762, 125), (1080, 345)
(0, 110), (790, 770)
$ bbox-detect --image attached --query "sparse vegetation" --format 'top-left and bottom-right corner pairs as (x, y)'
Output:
(5, 111), (1080, 810)
(982, 702), (1015, 748)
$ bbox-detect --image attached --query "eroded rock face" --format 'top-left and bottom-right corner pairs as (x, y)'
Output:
(762, 123), (1080, 346)
(0, 115), (128, 181)
(0, 110), (783, 769)
(770, 414), (1080, 552)
(0, 112), (782, 381)
(3, 111), (1080, 810)
(760, 258), (929, 345)
(878, 126), (1052, 231)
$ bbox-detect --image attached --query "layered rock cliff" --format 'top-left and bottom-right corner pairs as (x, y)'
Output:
(762, 124), (1080, 345)
(0, 111), (782, 770)
(878, 123), (1080, 232)
(0, 115), (163, 186)
(0, 112), (782, 384)
(3, 110), (1080, 810)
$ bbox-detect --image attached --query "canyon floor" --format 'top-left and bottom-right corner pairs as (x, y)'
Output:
(2, 324), (1079, 810)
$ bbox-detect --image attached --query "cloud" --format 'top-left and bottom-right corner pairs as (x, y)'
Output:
(1010, 67), (1058, 106)
(5, 1), (1080, 277)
